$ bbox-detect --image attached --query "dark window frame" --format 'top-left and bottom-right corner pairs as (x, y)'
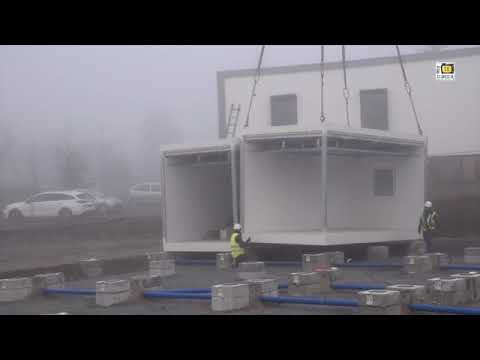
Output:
(270, 94), (298, 127)
(360, 88), (389, 130)
(373, 168), (395, 197)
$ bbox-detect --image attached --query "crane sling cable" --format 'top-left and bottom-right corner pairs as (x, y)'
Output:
(244, 45), (266, 128)
(395, 45), (424, 136)
(320, 45), (326, 123)
(341, 45), (351, 128)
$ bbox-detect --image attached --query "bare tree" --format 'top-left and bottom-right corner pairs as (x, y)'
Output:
(55, 140), (88, 189)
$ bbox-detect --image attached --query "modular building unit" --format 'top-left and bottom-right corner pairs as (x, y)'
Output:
(161, 140), (240, 252)
(241, 125), (426, 246)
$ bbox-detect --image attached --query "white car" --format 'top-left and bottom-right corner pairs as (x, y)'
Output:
(75, 189), (123, 214)
(129, 183), (162, 203)
(2, 191), (98, 220)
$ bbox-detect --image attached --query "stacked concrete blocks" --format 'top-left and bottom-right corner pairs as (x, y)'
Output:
(426, 277), (468, 306)
(386, 284), (427, 314)
(32, 273), (65, 295)
(357, 289), (402, 315)
(407, 240), (427, 255)
(314, 267), (343, 282)
(403, 255), (433, 274)
(79, 258), (103, 278)
(464, 247), (480, 264)
(288, 271), (331, 297)
(366, 246), (389, 262)
(211, 283), (250, 312)
(246, 278), (279, 305)
(216, 253), (233, 270)
(0, 277), (33, 302)
(302, 253), (331, 272)
(149, 259), (176, 277)
(237, 262), (266, 280)
(96, 280), (131, 307)
(449, 272), (480, 303)
(425, 253), (449, 270)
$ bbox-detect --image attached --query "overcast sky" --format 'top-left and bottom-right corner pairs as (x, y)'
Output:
(0, 45), (476, 153)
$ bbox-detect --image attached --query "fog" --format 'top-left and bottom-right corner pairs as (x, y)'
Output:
(0, 45), (475, 201)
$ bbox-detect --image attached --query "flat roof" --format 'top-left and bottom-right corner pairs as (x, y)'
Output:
(161, 139), (236, 157)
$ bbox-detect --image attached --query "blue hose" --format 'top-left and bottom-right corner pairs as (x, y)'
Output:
(43, 288), (96, 296)
(143, 290), (211, 300)
(331, 282), (386, 290)
(334, 262), (403, 269)
(409, 303), (480, 315)
(165, 288), (211, 293)
(260, 295), (359, 307)
(441, 264), (480, 271)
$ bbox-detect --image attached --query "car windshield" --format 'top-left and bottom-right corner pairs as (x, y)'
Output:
(76, 193), (95, 201)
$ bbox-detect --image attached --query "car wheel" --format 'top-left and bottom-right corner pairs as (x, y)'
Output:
(59, 208), (73, 217)
(8, 209), (24, 221)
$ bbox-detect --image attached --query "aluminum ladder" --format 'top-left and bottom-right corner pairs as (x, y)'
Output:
(225, 104), (241, 138)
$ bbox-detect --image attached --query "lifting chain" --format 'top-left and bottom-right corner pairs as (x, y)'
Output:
(244, 45), (266, 128)
(320, 45), (326, 123)
(341, 45), (351, 128)
(395, 45), (424, 136)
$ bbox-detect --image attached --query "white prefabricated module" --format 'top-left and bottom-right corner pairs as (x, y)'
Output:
(161, 125), (425, 252)
(241, 126), (426, 247)
(161, 140), (240, 253)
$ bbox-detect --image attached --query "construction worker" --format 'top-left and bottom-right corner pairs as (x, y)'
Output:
(230, 223), (251, 267)
(418, 201), (439, 252)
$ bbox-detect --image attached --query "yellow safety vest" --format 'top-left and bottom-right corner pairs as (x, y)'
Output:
(230, 232), (245, 259)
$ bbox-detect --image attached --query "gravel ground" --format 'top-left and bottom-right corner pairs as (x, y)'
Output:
(1, 261), (479, 315)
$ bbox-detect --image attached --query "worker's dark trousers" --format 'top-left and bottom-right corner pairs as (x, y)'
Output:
(423, 231), (433, 252)
(233, 254), (248, 267)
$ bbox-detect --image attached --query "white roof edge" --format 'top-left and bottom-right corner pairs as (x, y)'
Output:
(161, 139), (237, 157)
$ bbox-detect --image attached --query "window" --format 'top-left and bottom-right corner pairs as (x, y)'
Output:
(50, 194), (74, 201)
(76, 193), (94, 201)
(30, 193), (58, 202)
(374, 169), (395, 196)
(133, 184), (149, 192)
(271, 94), (298, 126)
(150, 184), (161, 193)
(360, 89), (388, 130)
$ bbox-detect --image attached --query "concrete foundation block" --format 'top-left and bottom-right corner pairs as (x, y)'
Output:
(237, 262), (266, 280)
(314, 267), (343, 282)
(96, 280), (131, 307)
(325, 251), (345, 265)
(358, 289), (401, 307)
(146, 252), (171, 261)
(130, 274), (164, 298)
(302, 253), (331, 272)
(386, 284), (427, 314)
(149, 259), (176, 277)
(426, 277), (468, 305)
(403, 255), (433, 274)
(449, 272), (480, 303)
(357, 304), (402, 315)
(216, 253), (233, 270)
(465, 247), (480, 257)
(425, 253), (449, 269)
(0, 277), (33, 302)
(79, 258), (103, 278)
(288, 271), (330, 287)
(408, 240), (427, 255)
(287, 283), (329, 297)
(464, 255), (480, 264)
(32, 273), (65, 295)
(366, 246), (389, 262)
(246, 279), (279, 304)
(211, 283), (250, 312)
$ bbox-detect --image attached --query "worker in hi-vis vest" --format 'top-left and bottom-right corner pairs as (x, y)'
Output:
(230, 223), (251, 267)
(418, 201), (439, 253)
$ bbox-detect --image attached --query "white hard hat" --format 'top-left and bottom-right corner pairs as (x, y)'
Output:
(425, 201), (432, 208)
(233, 223), (242, 231)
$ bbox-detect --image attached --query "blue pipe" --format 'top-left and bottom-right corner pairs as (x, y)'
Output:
(409, 303), (480, 315)
(260, 295), (359, 307)
(143, 290), (211, 300)
(334, 262), (402, 269)
(331, 282), (386, 290)
(165, 288), (211, 293)
(43, 288), (96, 296)
(441, 264), (480, 271)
